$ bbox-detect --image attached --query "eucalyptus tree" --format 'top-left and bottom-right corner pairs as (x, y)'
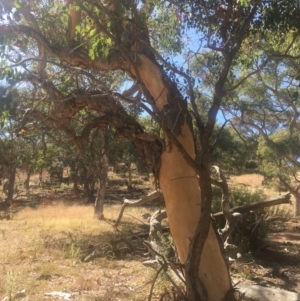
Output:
(1, 0), (299, 300)
(234, 57), (300, 215)
(0, 86), (21, 199)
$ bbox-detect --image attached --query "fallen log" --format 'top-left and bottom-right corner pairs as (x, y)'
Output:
(236, 283), (300, 301)
(213, 193), (291, 220)
(114, 191), (162, 227)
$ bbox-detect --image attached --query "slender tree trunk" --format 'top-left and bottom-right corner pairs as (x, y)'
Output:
(7, 165), (16, 200)
(94, 155), (108, 220)
(94, 127), (109, 220)
(278, 175), (300, 217)
(83, 167), (89, 197)
(70, 166), (79, 191)
(24, 168), (32, 191)
(38, 168), (43, 186)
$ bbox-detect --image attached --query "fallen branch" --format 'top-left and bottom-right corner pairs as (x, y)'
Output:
(213, 194), (291, 220)
(114, 191), (162, 227)
(143, 209), (167, 258)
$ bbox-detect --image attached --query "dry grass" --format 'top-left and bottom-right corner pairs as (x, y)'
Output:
(229, 173), (294, 215)
(0, 203), (168, 301)
(1, 172), (297, 300)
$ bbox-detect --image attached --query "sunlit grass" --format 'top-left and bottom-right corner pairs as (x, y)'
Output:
(0, 202), (161, 301)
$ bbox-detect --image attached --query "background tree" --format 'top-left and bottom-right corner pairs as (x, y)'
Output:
(226, 42), (300, 216)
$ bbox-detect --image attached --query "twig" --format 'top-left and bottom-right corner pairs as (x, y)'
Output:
(147, 266), (164, 301)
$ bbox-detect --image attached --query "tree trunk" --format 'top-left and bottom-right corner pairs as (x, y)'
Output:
(278, 175), (300, 217)
(38, 168), (43, 186)
(94, 155), (108, 220)
(70, 166), (79, 191)
(135, 56), (232, 301)
(127, 162), (133, 190)
(83, 167), (89, 196)
(7, 165), (16, 200)
(94, 127), (109, 220)
(24, 168), (32, 191)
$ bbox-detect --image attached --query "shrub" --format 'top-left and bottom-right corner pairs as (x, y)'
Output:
(212, 187), (269, 252)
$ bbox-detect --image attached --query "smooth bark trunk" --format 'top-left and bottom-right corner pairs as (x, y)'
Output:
(135, 56), (232, 301)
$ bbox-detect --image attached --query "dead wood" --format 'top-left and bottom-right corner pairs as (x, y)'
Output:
(148, 209), (167, 255)
(213, 194), (291, 220)
(211, 166), (243, 248)
(114, 190), (162, 227)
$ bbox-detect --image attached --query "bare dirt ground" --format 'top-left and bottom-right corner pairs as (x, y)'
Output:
(0, 172), (299, 300)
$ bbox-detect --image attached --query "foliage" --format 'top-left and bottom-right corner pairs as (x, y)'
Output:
(211, 126), (258, 175)
(258, 130), (300, 184)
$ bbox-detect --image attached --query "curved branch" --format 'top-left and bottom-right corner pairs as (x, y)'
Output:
(17, 92), (164, 175)
(2, 24), (129, 71)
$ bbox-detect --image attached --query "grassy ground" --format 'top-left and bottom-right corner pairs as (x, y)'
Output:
(0, 172), (300, 300)
(0, 204), (170, 301)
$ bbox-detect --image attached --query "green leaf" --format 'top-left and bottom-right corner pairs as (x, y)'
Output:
(13, 0), (21, 8)
(103, 48), (109, 57)
(89, 48), (95, 60)
(292, 91), (299, 99)
(89, 28), (96, 37)
(75, 25), (81, 33)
